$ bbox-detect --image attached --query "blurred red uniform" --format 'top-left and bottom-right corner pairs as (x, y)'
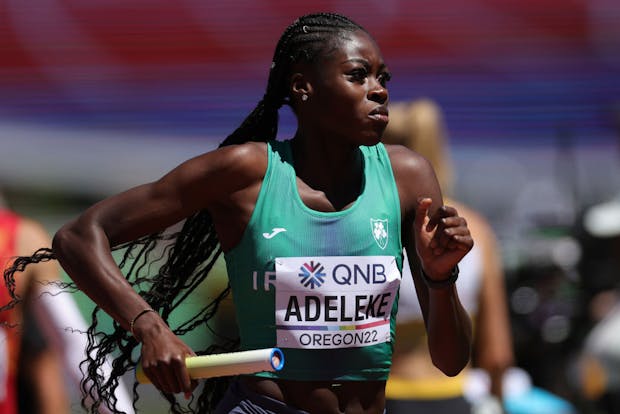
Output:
(0, 210), (21, 414)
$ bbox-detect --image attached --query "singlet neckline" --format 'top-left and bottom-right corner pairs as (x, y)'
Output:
(279, 140), (368, 218)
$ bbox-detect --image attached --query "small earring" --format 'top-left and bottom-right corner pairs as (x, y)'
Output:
(301, 94), (308, 102)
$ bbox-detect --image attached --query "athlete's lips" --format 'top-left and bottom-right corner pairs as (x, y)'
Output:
(369, 105), (389, 123)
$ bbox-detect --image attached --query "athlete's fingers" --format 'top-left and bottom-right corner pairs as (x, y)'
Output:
(142, 363), (165, 393)
(171, 356), (192, 394)
(427, 204), (458, 231)
(415, 198), (433, 232)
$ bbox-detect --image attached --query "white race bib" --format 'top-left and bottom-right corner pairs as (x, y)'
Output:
(275, 256), (400, 349)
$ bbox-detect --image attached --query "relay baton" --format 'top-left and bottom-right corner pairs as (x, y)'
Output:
(136, 347), (284, 383)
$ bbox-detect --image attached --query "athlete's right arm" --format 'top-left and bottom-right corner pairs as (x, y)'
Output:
(51, 142), (266, 395)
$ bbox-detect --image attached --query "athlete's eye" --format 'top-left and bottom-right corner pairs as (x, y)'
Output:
(378, 71), (392, 87)
(349, 68), (368, 83)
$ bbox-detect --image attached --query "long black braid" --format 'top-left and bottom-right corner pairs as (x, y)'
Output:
(2, 12), (367, 414)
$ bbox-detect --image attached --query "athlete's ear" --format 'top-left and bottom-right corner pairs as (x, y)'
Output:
(290, 72), (313, 105)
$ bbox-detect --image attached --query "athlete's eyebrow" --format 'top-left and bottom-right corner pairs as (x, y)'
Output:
(343, 58), (370, 67)
(342, 58), (388, 72)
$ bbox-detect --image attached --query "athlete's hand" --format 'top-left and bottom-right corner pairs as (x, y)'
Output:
(414, 197), (473, 281)
(133, 312), (197, 397)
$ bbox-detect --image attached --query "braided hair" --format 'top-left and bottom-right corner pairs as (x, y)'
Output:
(221, 12), (367, 146)
(2, 12), (367, 414)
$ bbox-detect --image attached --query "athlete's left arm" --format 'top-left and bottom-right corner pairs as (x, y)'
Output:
(386, 144), (473, 376)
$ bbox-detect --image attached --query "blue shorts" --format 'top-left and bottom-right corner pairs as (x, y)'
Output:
(215, 378), (310, 414)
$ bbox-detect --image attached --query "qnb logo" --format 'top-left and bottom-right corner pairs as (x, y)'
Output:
(298, 261), (326, 289)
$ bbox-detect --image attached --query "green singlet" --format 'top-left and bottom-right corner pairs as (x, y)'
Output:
(224, 140), (404, 381)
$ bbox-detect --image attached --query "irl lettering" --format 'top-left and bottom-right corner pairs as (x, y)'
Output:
(253, 271), (276, 291)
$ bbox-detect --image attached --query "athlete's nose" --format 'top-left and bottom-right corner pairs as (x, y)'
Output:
(368, 78), (388, 104)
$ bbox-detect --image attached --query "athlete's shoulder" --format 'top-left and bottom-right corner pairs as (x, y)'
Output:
(383, 143), (433, 177)
(186, 141), (269, 184)
(212, 141), (269, 166)
(382, 143), (442, 214)
(159, 141), (269, 211)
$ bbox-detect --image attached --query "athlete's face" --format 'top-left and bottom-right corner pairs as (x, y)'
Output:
(303, 30), (391, 146)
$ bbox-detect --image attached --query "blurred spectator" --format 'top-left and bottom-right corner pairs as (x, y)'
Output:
(1, 204), (70, 413)
(576, 301), (620, 413)
(383, 99), (576, 414)
(572, 103), (620, 414)
(0, 197), (135, 413)
(383, 99), (514, 413)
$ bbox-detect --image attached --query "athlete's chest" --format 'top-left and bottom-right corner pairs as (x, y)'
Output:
(294, 170), (364, 213)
